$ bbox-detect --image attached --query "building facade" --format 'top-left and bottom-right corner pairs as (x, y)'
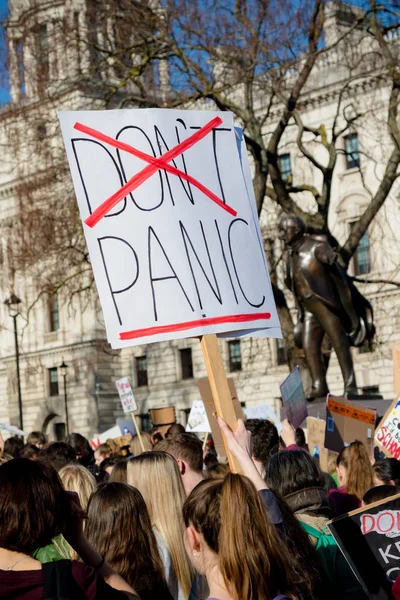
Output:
(0, 0), (399, 439)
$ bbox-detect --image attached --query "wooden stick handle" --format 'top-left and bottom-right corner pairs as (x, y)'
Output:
(131, 413), (145, 453)
(200, 334), (241, 473)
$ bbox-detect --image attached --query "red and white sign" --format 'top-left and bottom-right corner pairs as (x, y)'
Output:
(115, 377), (137, 414)
(59, 109), (281, 348)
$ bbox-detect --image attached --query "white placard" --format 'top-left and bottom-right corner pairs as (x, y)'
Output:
(186, 400), (211, 433)
(0, 423), (26, 437)
(244, 403), (282, 435)
(91, 424), (122, 449)
(375, 398), (400, 458)
(59, 109), (281, 348)
(115, 377), (137, 413)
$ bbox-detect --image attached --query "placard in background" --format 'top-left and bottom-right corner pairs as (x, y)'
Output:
(280, 366), (307, 429)
(186, 400), (211, 433)
(324, 395), (376, 454)
(115, 377), (137, 413)
(374, 398), (400, 459)
(328, 494), (400, 599)
(244, 403), (282, 435)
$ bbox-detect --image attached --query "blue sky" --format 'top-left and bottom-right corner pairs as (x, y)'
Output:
(0, 0), (9, 104)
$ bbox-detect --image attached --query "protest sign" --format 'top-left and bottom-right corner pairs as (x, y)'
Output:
(91, 424), (121, 449)
(186, 400), (211, 433)
(117, 418), (136, 436)
(306, 416), (329, 471)
(280, 367), (307, 429)
(244, 403), (282, 435)
(115, 377), (137, 413)
(59, 109), (280, 349)
(328, 494), (400, 599)
(0, 423), (26, 437)
(374, 398), (400, 459)
(324, 395), (376, 454)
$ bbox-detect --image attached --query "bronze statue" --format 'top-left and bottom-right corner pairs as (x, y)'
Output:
(280, 215), (375, 402)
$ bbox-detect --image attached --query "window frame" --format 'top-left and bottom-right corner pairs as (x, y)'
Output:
(344, 133), (361, 170)
(179, 348), (194, 380)
(48, 367), (59, 397)
(351, 227), (371, 276)
(228, 340), (242, 372)
(136, 355), (148, 387)
(278, 153), (292, 182)
(48, 293), (60, 332)
(276, 338), (288, 366)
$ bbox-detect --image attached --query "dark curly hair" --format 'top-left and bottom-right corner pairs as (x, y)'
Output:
(245, 418), (279, 464)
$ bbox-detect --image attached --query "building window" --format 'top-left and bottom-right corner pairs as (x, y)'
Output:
(362, 385), (380, 396)
(180, 348), (193, 380)
(55, 422), (66, 440)
(48, 294), (60, 332)
(278, 153), (292, 182)
(136, 356), (148, 387)
(353, 231), (371, 275)
(139, 413), (151, 432)
(276, 338), (288, 365)
(49, 367), (59, 396)
(345, 133), (360, 169)
(228, 341), (242, 372)
(37, 24), (50, 88)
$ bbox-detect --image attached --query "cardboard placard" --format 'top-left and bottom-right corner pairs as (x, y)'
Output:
(374, 398), (400, 459)
(244, 403), (282, 435)
(149, 407), (176, 427)
(280, 366), (307, 429)
(324, 395), (376, 454)
(186, 400), (211, 433)
(328, 493), (400, 599)
(306, 416), (329, 472)
(197, 377), (243, 458)
(91, 424), (127, 449)
(59, 109), (281, 349)
(115, 377), (137, 413)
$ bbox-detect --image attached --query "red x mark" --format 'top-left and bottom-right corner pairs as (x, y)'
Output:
(74, 116), (237, 228)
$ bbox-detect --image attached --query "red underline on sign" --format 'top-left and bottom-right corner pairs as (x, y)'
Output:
(119, 313), (271, 340)
(73, 116), (237, 228)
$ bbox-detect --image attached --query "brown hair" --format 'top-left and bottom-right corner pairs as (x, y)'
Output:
(109, 458), (127, 483)
(155, 433), (203, 472)
(95, 443), (112, 457)
(337, 440), (373, 501)
(85, 482), (168, 594)
(27, 431), (47, 447)
(0, 458), (72, 554)
(183, 474), (299, 600)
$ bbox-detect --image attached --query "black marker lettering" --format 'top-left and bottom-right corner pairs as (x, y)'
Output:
(116, 126), (164, 211)
(148, 226), (195, 321)
(215, 220), (238, 304)
(98, 236), (139, 326)
(155, 125), (194, 206)
(180, 220), (222, 310)
(228, 218), (265, 308)
(72, 138), (126, 217)
(212, 128), (231, 204)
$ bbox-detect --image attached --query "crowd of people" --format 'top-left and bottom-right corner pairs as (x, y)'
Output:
(0, 416), (399, 600)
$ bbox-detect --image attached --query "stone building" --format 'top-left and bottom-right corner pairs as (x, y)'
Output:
(0, 0), (399, 439)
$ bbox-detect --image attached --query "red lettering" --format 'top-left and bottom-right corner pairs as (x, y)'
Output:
(361, 514), (376, 535)
(377, 426), (387, 443)
(378, 512), (395, 533)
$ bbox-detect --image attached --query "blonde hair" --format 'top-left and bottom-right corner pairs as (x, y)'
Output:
(127, 451), (193, 597)
(59, 463), (96, 511)
(129, 432), (152, 456)
(337, 441), (373, 501)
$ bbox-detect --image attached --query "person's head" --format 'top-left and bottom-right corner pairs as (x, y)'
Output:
(127, 451), (193, 598)
(86, 482), (167, 593)
(59, 463), (96, 511)
(0, 458), (72, 554)
(98, 454), (124, 483)
(183, 474), (298, 600)
(27, 431), (46, 450)
(295, 428), (308, 450)
(129, 431), (152, 456)
(337, 441), (373, 501)
(265, 449), (324, 499)
(204, 453), (219, 470)
(4, 436), (24, 458)
(245, 419), (279, 474)
(207, 462), (230, 479)
(94, 443), (112, 466)
(362, 485), (400, 506)
(65, 433), (93, 466)
(373, 458), (400, 487)
(165, 423), (186, 438)
(155, 433), (204, 494)
(20, 444), (40, 460)
(280, 214), (306, 246)
(109, 458), (127, 483)
(39, 441), (76, 472)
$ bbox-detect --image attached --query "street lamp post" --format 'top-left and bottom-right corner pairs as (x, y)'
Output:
(59, 361), (69, 436)
(4, 293), (23, 432)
